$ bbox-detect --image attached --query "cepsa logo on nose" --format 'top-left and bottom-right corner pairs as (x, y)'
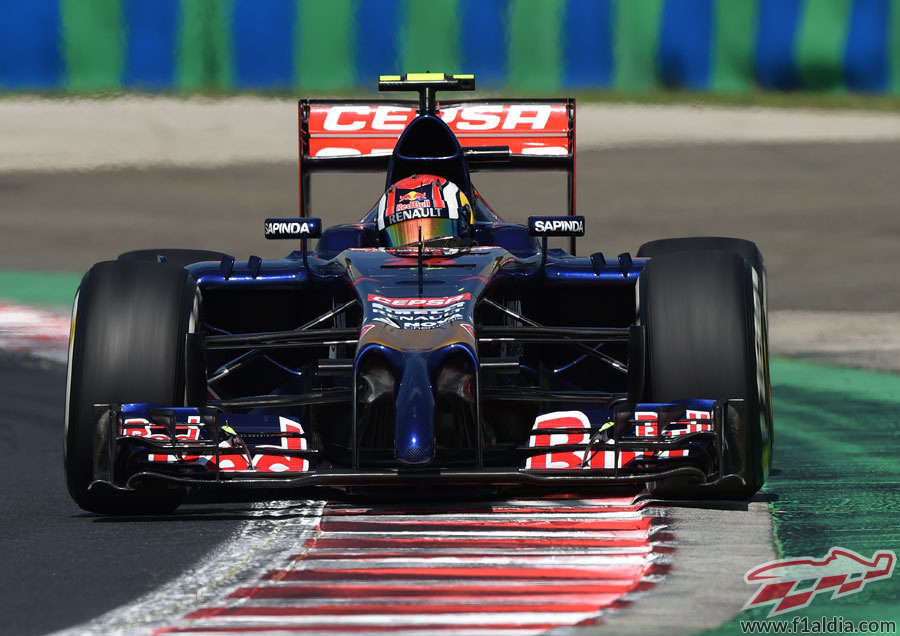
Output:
(368, 294), (471, 308)
(317, 105), (556, 132)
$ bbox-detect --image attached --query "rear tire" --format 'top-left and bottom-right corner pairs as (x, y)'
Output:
(118, 249), (229, 269)
(638, 250), (771, 500)
(64, 260), (203, 514)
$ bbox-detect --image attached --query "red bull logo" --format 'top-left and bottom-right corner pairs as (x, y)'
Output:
(744, 547), (896, 616)
(398, 190), (426, 203)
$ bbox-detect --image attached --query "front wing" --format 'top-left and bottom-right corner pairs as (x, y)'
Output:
(88, 400), (752, 493)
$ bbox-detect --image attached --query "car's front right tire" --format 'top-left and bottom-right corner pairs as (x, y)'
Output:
(638, 249), (772, 500)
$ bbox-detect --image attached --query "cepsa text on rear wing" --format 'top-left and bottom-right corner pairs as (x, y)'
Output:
(297, 98), (576, 218)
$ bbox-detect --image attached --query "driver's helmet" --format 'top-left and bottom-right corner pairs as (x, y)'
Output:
(376, 174), (474, 248)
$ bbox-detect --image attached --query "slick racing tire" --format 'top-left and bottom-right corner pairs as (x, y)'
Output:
(64, 260), (203, 514)
(638, 250), (771, 500)
(118, 249), (230, 269)
(638, 236), (772, 452)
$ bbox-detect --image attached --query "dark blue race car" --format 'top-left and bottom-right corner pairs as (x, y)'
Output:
(64, 74), (773, 514)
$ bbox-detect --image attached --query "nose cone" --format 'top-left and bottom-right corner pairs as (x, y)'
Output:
(394, 354), (435, 466)
(355, 322), (478, 468)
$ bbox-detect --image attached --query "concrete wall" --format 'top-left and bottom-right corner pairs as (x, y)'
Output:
(1, 0), (898, 94)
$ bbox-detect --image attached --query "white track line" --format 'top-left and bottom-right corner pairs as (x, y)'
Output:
(53, 500), (325, 636)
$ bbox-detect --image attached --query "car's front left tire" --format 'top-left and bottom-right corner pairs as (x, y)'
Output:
(64, 260), (203, 514)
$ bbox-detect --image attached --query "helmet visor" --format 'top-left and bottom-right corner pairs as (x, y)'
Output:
(383, 217), (459, 247)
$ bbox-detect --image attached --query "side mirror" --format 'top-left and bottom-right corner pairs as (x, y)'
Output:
(527, 216), (585, 271)
(264, 217), (322, 273)
(264, 217), (322, 240)
(527, 215), (585, 238)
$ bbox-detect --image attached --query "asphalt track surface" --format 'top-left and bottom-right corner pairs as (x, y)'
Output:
(0, 141), (896, 634)
(0, 354), (245, 635)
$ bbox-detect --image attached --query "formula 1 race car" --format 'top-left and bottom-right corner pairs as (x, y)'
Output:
(64, 74), (773, 514)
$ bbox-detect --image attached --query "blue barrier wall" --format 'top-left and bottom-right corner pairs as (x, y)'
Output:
(0, 0), (898, 94)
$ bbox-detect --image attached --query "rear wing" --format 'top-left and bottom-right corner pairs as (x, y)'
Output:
(297, 98), (576, 220)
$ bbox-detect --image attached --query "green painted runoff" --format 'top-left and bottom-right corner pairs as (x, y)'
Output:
(0, 271), (81, 308)
(701, 357), (900, 633)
